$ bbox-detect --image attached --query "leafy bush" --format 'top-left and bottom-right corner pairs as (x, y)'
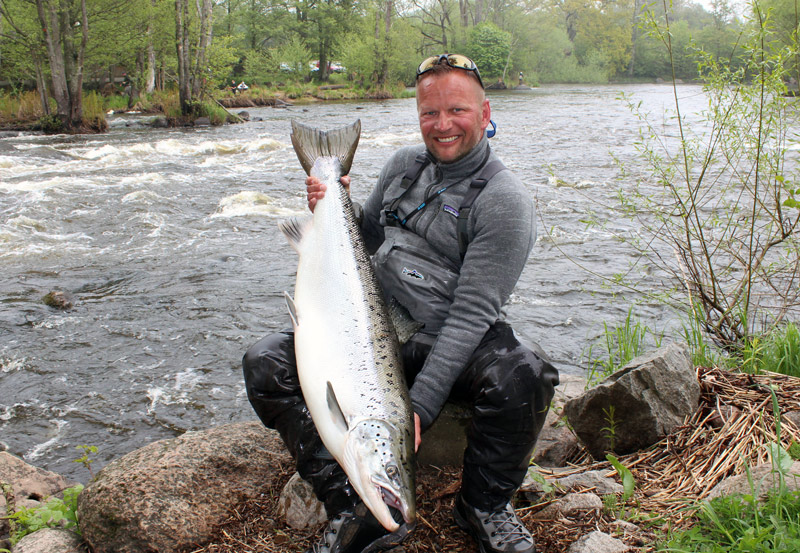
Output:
(4, 484), (84, 546)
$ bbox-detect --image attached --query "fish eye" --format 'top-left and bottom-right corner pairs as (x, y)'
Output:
(386, 464), (398, 479)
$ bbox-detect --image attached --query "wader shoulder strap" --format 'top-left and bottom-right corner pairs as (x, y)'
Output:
(386, 153), (432, 216)
(457, 159), (507, 261)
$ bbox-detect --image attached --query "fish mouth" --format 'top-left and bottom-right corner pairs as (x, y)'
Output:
(380, 486), (413, 524)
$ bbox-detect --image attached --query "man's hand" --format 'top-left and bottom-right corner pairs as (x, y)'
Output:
(306, 175), (350, 212)
(414, 413), (421, 452)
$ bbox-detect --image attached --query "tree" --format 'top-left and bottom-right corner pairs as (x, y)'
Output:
(465, 22), (510, 79)
(622, 2), (800, 351)
(33, 0), (89, 128)
(175, 0), (214, 114)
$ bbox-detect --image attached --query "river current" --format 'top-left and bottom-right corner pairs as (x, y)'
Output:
(1, 84), (708, 480)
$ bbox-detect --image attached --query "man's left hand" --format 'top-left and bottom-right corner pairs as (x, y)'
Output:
(414, 413), (421, 452)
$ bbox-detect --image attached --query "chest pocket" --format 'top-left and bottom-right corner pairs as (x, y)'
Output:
(373, 226), (459, 334)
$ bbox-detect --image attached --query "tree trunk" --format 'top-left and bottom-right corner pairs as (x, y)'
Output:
(628, 0), (641, 77)
(35, 0), (70, 121)
(146, 0), (157, 93)
(34, 0), (87, 129)
(376, 0), (392, 88)
(175, 0), (192, 114)
(191, 0), (213, 98)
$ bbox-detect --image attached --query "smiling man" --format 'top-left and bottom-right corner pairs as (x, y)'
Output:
(243, 54), (559, 553)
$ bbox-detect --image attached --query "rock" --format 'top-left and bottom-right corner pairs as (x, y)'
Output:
(521, 468), (623, 496)
(563, 343), (698, 459)
(707, 404), (741, 429)
(417, 402), (470, 466)
(486, 80), (507, 90)
(422, 372), (585, 467)
(150, 116), (168, 128)
(77, 421), (290, 553)
(567, 530), (629, 553)
(237, 111), (250, 121)
(532, 410), (579, 467)
(194, 117), (211, 126)
(707, 460), (800, 500)
(277, 472), (327, 529)
(42, 291), (73, 310)
(782, 410), (800, 430)
(533, 374), (585, 467)
(0, 452), (78, 537)
(531, 492), (602, 519)
(11, 528), (86, 553)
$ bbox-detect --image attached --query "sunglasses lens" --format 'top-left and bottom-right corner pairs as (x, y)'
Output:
(417, 56), (440, 75)
(446, 55), (474, 70)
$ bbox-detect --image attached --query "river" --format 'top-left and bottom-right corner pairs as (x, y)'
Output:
(0, 83), (708, 481)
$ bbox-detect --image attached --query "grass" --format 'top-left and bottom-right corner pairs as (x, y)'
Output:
(740, 323), (800, 378)
(584, 306), (661, 385)
(655, 490), (800, 552)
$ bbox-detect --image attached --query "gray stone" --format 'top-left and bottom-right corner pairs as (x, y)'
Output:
(420, 372), (585, 467)
(708, 461), (800, 500)
(532, 492), (602, 519)
(567, 530), (629, 553)
(782, 410), (800, 430)
(278, 472), (327, 529)
(521, 468), (623, 496)
(563, 343), (699, 459)
(11, 528), (85, 553)
(532, 410), (579, 467)
(417, 402), (470, 466)
(194, 117), (211, 126)
(77, 421), (290, 553)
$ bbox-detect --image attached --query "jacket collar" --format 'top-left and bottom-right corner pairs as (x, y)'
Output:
(427, 135), (491, 180)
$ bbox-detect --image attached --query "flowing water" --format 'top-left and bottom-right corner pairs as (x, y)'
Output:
(0, 84), (709, 480)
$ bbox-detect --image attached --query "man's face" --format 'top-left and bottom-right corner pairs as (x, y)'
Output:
(416, 71), (491, 164)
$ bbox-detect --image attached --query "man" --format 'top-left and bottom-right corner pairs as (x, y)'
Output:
(243, 54), (559, 553)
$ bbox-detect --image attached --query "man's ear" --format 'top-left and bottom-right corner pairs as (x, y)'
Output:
(481, 99), (491, 131)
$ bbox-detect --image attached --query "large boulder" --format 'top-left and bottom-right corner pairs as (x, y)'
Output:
(563, 343), (699, 459)
(77, 421), (290, 553)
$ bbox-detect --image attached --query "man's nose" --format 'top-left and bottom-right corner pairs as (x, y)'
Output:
(434, 112), (451, 130)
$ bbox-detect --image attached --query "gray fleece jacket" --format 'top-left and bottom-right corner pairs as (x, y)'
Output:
(360, 136), (536, 430)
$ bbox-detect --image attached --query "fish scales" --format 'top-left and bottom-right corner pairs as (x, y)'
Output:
(280, 120), (416, 533)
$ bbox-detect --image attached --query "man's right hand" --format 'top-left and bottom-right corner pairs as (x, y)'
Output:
(306, 175), (350, 212)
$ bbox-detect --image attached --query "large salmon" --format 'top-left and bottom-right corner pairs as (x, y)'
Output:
(280, 120), (416, 532)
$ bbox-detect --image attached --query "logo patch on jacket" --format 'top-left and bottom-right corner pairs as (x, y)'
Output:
(402, 267), (424, 280)
(443, 204), (459, 217)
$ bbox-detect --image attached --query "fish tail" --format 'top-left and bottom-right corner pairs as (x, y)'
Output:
(290, 120), (361, 176)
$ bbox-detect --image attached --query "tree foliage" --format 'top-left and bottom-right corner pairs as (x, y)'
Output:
(0, 0), (766, 115)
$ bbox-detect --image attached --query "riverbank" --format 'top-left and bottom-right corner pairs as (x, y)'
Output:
(0, 84), (415, 133)
(4, 364), (800, 553)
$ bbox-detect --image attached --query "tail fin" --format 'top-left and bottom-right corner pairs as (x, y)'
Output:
(290, 119), (361, 176)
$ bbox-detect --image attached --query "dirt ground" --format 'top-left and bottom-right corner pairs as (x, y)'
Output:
(189, 463), (653, 553)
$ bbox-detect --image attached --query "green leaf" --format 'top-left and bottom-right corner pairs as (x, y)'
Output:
(606, 454), (635, 501)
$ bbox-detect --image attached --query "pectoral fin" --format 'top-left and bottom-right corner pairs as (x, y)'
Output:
(279, 217), (313, 253)
(326, 382), (349, 434)
(284, 292), (299, 327)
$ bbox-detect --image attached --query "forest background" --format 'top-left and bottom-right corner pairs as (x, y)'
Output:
(1, 0), (793, 130)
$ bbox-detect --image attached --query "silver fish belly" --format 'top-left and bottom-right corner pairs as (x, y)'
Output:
(279, 120), (416, 532)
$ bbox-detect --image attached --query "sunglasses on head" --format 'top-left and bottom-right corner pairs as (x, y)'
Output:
(416, 54), (484, 89)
